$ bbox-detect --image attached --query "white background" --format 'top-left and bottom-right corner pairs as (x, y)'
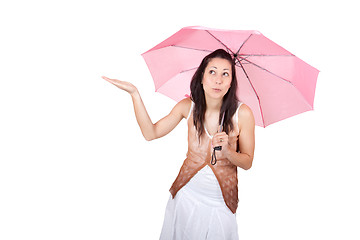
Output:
(1, 0), (359, 239)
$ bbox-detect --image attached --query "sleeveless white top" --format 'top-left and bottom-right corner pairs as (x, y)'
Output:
(159, 101), (242, 240)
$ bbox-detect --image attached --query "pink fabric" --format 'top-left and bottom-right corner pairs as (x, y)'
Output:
(142, 26), (319, 127)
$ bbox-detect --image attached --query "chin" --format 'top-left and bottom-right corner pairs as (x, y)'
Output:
(206, 93), (226, 100)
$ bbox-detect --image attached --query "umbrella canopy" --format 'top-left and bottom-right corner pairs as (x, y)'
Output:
(142, 26), (319, 127)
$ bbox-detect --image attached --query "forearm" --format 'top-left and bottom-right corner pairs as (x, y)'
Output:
(225, 149), (253, 170)
(130, 91), (156, 141)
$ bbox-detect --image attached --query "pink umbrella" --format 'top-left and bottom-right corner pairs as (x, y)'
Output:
(141, 26), (319, 127)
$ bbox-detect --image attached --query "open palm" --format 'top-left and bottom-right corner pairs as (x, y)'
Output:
(102, 76), (137, 95)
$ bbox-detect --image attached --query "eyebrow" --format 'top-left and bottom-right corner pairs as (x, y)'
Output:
(210, 66), (230, 71)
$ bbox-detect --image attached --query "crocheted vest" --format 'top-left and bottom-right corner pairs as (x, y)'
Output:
(169, 101), (242, 214)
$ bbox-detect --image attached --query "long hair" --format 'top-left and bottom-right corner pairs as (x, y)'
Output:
(190, 49), (239, 140)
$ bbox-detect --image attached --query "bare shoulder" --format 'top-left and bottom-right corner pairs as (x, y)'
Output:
(238, 103), (255, 129)
(172, 97), (192, 119)
(238, 103), (253, 118)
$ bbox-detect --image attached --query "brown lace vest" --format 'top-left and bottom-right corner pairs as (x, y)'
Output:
(169, 101), (242, 214)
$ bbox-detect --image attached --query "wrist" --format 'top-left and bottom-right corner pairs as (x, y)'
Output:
(224, 147), (236, 160)
(130, 89), (140, 99)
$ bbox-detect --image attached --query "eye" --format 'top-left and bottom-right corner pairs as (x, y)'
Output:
(209, 70), (216, 75)
(223, 72), (230, 77)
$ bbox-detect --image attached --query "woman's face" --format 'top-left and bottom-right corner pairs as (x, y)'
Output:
(202, 57), (232, 100)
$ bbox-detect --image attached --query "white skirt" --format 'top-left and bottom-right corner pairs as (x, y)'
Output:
(160, 165), (239, 240)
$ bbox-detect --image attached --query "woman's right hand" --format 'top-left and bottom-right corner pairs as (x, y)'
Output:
(102, 76), (138, 96)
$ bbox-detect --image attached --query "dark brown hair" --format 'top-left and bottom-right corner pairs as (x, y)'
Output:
(190, 49), (239, 140)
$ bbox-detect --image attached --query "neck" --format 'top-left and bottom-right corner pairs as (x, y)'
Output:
(205, 95), (223, 113)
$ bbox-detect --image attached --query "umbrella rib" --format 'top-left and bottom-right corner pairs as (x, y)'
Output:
(236, 58), (266, 127)
(171, 45), (212, 53)
(180, 67), (198, 73)
(238, 56), (292, 84)
(236, 56), (313, 122)
(236, 34), (253, 55)
(205, 30), (235, 55)
(240, 54), (294, 57)
(154, 67), (198, 92)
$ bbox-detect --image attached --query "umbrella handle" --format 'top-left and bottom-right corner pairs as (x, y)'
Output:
(214, 112), (225, 151)
(214, 146), (222, 151)
(211, 112), (225, 165)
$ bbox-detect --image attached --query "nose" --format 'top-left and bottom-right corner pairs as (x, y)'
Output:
(215, 75), (222, 85)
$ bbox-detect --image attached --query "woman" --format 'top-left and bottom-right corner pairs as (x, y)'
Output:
(102, 49), (255, 239)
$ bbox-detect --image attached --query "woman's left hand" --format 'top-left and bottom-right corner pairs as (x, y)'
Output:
(212, 132), (231, 156)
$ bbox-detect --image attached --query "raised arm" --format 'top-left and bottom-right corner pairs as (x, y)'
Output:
(102, 76), (190, 141)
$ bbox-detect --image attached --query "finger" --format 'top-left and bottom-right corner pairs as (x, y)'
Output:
(212, 138), (219, 147)
(217, 135), (228, 144)
(214, 132), (227, 139)
(102, 76), (111, 81)
(102, 76), (119, 84)
(213, 136), (224, 146)
(219, 138), (227, 145)
(103, 77), (119, 86)
(217, 124), (223, 132)
(102, 76), (114, 83)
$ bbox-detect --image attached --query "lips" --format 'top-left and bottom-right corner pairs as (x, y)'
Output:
(213, 88), (222, 92)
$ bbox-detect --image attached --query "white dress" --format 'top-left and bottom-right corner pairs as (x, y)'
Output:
(159, 165), (239, 240)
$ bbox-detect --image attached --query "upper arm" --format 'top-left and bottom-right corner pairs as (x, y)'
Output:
(153, 98), (191, 139)
(238, 104), (255, 162)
